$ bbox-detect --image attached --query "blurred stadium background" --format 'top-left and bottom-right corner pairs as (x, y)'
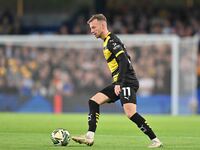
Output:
(0, 0), (200, 115)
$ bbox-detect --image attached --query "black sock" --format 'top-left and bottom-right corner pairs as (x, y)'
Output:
(88, 100), (100, 132)
(130, 113), (156, 140)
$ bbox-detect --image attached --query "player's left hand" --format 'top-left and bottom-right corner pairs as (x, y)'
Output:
(114, 85), (121, 96)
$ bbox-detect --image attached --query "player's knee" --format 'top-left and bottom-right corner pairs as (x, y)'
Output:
(123, 106), (137, 118)
(90, 96), (99, 104)
(123, 103), (137, 118)
(90, 93), (109, 105)
(125, 111), (136, 118)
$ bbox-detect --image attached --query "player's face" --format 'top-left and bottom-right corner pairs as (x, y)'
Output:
(89, 19), (103, 38)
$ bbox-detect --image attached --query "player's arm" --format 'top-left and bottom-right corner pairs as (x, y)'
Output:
(108, 40), (129, 87)
(117, 52), (130, 85)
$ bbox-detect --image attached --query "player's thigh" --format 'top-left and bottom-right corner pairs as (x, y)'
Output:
(90, 92), (110, 105)
(123, 103), (137, 118)
(120, 86), (137, 118)
(91, 84), (119, 105)
(120, 86), (137, 104)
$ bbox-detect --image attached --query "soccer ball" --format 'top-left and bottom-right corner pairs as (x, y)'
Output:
(51, 128), (70, 146)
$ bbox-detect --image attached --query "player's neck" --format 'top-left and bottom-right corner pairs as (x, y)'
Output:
(101, 30), (110, 40)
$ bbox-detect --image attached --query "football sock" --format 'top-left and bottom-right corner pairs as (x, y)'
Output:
(88, 100), (100, 132)
(130, 112), (156, 140)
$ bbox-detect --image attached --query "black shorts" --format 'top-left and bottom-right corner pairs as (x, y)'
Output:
(99, 84), (138, 105)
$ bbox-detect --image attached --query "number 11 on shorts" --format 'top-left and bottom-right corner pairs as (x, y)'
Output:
(122, 87), (131, 100)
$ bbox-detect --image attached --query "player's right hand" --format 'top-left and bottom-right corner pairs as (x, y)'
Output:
(114, 85), (121, 96)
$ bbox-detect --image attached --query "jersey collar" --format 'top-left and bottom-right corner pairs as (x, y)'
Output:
(103, 32), (111, 41)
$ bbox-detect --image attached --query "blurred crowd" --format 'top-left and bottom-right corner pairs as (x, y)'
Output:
(103, 2), (199, 37)
(0, 2), (199, 109)
(0, 4), (199, 36)
(0, 10), (21, 34)
(0, 42), (172, 99)
(62, 4), (199, 37)
(0, 44), (107, 98)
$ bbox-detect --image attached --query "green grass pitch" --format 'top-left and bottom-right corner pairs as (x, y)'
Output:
(0, 113), (200, 150)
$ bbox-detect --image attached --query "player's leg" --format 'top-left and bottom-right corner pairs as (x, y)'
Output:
(120, 87), (162, 148)
(86, 92), (110, 137)
(72, 92), (109, 146)
(87, 84), (120, 136)
(72, 84), (117, 146)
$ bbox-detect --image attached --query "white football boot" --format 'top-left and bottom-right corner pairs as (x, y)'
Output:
(72, 132), (94, 146)
(148, 138), (163, 148)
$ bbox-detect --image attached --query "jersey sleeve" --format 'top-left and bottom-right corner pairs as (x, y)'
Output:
(107, 39), (129, 86)
(107, 39), (124, 58)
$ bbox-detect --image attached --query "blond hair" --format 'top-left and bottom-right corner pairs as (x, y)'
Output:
(87, 14), (107, 24)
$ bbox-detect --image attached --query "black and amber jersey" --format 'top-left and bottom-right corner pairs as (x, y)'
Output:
(103, 32), (139, 87)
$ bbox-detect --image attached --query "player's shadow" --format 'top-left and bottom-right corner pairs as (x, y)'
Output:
(48, 145), (90, 149)
(68, 144), (93, 148)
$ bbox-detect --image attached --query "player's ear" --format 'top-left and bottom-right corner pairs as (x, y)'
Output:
(102, 21), (107, 29)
